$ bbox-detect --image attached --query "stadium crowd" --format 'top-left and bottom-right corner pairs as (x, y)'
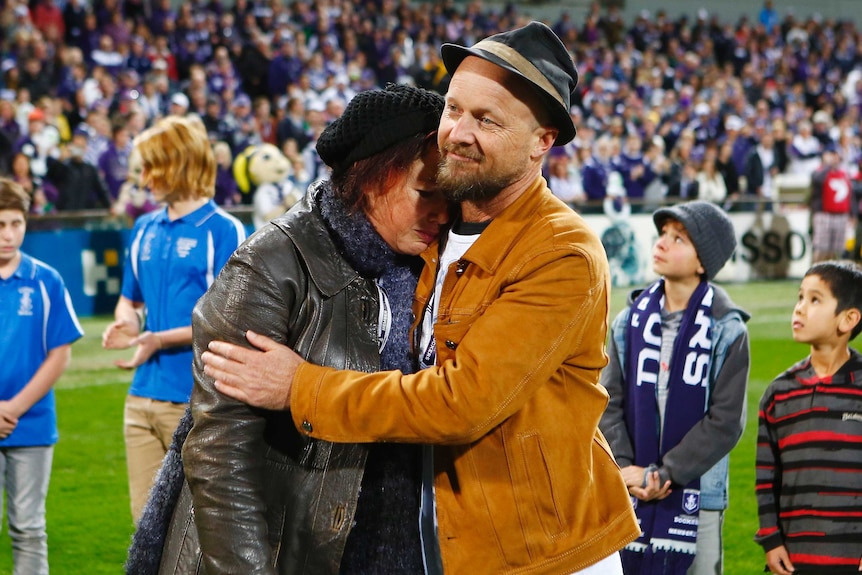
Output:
(1, 0), (862, 224)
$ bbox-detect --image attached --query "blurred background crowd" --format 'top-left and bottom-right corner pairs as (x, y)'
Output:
(1, 0), (861, 222)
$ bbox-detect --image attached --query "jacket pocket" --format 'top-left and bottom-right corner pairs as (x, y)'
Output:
(699, 455), (729, 511)
(519, 432), (566, 539)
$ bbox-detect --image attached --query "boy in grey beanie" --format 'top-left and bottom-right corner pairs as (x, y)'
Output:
(652, 200), (737, 281)
(600, 200), (751, 575)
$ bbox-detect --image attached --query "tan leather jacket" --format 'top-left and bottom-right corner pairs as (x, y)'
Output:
(291, 176), (640, 574)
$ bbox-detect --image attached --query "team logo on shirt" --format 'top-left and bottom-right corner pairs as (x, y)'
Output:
(18, 287), (34, 316)
(176, 237), (198, 257)
(141, 232), (155, 261)
(682, 489), (700, 514)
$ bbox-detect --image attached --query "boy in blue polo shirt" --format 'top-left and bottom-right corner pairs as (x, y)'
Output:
(101, 116), (246, 523)
(0, 177), (84, 574)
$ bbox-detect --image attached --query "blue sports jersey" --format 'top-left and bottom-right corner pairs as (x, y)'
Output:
(0, 253), (84, 447)
(121, 200), (246, 403)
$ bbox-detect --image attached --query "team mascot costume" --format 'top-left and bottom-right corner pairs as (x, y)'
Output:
(233, 143), (302, 229)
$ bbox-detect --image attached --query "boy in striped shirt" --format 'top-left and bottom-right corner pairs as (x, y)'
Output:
(755, 260), (862, 575)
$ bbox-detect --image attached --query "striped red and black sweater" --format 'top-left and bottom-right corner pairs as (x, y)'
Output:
(755, 347), (862, 574)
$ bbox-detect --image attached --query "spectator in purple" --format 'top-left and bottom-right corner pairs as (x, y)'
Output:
(215, 11), (240, 50)
(56, 52), (87, 105)
(206, 45), (241, 97)
(212, 140), (239, 207)
(103, 9), (131, 51)
(78, 11), (101, 63)
(621, 131), (657, 208)
(92, 0), (118, 28)
(125, 37), (153, 79)
(62, 0), (88, 52)
(723, 115), (754, 175)
(268, 40), (302, 99)
(581, 135), (615, 214)
(98, 120), (131, 201)
(117, 68), (141, 96)
(226, 92), (257, 153)
(201, 0), (224, 19)
(82, 108), (112, 166)
(581, 12), (602, 44)
(688, 102), (721, 148)
(90, 34), (124, 75)
(147, 0), (176, 36)
(0, 98), (22, 174)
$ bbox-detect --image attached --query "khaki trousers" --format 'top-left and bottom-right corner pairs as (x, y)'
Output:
(124, 394), (187, 524)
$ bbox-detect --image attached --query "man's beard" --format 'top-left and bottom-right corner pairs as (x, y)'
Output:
(437, 145), (518, 203)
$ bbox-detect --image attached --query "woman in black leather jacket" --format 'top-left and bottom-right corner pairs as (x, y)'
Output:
(126, 84), (449, 575)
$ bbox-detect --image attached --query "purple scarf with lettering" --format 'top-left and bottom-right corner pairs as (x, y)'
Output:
(621, 279), (713, 575)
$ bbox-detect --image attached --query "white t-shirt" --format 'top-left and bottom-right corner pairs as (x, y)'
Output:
(418, 226), (481, 369)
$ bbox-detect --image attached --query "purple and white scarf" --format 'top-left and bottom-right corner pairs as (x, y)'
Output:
(621, 279), (714, 575)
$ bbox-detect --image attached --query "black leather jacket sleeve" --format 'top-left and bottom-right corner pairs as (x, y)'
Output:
(183, 225), (307, 575)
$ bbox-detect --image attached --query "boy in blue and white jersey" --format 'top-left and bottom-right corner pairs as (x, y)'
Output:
(0, 177), (84, 575)
(102, 116), (246, 523)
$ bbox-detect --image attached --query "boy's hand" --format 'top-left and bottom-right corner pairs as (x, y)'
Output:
(620, 465), (646, 488)
(0, 402), (19, 438)
(765, 545), (794, 575)
(102, 318), (139, 350)
(114, 331), (161, 370)
(628, 469), (672, 501)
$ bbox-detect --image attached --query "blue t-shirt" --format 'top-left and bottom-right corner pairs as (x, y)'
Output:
(122, 200), (246, 403)
(0, 253), (84, 447)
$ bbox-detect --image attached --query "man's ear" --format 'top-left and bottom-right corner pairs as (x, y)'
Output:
(532, 128), (557, 160)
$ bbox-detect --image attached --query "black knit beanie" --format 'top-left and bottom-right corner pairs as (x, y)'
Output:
(316, 84), (444, 175)
(653, 200), (737, 280)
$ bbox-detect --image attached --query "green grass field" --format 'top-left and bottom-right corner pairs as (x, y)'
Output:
(1, 279), (859, 573)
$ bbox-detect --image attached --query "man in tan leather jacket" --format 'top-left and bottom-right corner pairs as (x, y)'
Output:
(203, 22), (639, 575)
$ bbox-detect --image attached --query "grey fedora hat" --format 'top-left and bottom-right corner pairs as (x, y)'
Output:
(440, 21), (579, 145)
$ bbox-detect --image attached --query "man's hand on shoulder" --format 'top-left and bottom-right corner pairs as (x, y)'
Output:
(202, 330), (303, 411)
